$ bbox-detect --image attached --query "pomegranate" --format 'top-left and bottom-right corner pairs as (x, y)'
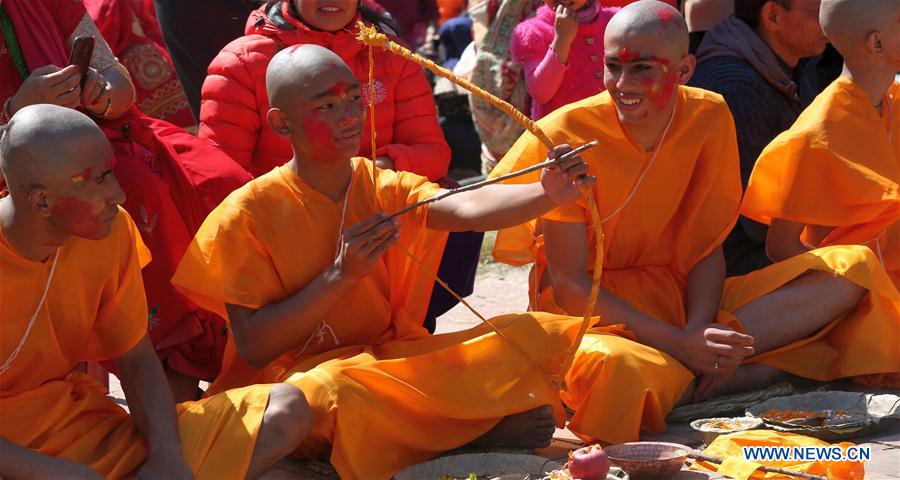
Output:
(566, 444), (609, 480)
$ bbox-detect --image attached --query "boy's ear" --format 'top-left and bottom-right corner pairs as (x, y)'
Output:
(864, 31), (884, 55)
(266, 108), (291, 136)
(676, 54), (696, 85)
(28, 187), (51, 217)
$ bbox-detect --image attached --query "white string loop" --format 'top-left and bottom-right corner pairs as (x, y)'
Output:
(0, 252), (59, 376)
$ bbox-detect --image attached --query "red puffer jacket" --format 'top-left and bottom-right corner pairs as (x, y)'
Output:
(200, 2), (450, 180)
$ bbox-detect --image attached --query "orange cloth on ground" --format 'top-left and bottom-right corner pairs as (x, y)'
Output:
(742, 78), (900, 288)
(490, 86), (900, 444)
(691, 430), (865, 480)
(0, 209), (270, 479)
(172, 158), (586, 478)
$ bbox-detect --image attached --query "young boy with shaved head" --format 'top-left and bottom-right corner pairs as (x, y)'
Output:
(0, 105), (309, 479)
(743, 0), (900, 294)
(173, 44), (595, 478)
(491, 0), (898, 444)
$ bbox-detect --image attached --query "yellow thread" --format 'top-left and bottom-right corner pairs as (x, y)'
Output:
(357, 21), (604, 389)
(356, 23), (553, 146)
(396, 243), (563, 390)
(367, 43), (378, 178)
(559, 195), (604, 377)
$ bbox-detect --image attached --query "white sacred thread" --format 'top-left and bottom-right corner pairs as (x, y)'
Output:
(294, 171), (354, 358)
(0, 252), (59, 376)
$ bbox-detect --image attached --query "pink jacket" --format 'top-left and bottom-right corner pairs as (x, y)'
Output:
(510, 5), (617, 119)
(200, 2), (450, 180)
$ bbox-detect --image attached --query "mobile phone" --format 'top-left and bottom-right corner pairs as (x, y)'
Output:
(68, 35), (95, 88)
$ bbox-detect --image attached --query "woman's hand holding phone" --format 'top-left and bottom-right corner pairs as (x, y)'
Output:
(5, 35), (102, 117)
(81, 68), (113, 117)
(7, 64), (83, 115)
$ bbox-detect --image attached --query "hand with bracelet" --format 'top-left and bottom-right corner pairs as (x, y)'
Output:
(3, 14), (134, 122)
(6, 64), (123, 121)
(81, 67), (114, 118)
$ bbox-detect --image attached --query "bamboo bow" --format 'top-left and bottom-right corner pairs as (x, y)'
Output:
(356, 22), (604, 390)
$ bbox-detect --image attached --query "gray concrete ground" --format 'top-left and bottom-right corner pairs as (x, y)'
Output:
(109, 245), (900, 479)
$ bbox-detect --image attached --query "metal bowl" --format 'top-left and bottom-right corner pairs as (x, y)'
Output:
(690, 416), (765, 444)
(604, 442), (690, 479)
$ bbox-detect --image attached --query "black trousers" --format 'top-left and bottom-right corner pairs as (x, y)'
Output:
(152, 0), (256, 121)
(423, 230), (484, 333)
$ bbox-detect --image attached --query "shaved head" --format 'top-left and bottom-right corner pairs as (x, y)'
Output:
(0, 104), (123, 242)
(603, 0), (694, 128)
(820, 0), (900, 59)
(1, 105), (109, 194)
(266, 44), (357, 110)
(605, 0), (689, 60)
(264, 44), (365, 163)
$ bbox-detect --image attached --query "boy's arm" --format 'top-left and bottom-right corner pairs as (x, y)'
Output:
(226, 214), (400, 368)
(543, 220), (684, 347)
(0, 438), (103, 480)
(114, 336), (193, 480)
(543, 220), (754, 375)
(426, 145), (592, 232)
(683, 246), (726, 332)
(425, 182), (555, 232)
(766, 218), (811, 261)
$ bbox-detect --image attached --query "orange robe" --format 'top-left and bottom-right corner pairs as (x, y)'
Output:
(491, 86), (900, 444)
(742, 77), (900, 287)
(173, 159), (586, 478)
(0, 209), (270, 479)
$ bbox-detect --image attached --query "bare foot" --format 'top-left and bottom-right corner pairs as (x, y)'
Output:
(473, 405), (556, 449)
(677, 364), (788, 405)
(712, 364), (787, 398)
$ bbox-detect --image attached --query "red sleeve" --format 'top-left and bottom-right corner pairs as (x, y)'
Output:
(43, 0), (88, 40)
(82, 0), (130, 54)
(199, 39), (267, 174)
(376, 58), (450, 181)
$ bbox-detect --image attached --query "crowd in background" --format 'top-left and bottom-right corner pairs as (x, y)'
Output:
(1, 0), (875, 397)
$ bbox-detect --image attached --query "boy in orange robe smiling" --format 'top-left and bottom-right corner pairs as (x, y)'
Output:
(490, 0), (899, 444)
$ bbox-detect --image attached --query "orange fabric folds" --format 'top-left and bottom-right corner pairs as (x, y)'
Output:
(0, 210), (269, 479)
(173, 159), (449, 393)
(742, 78), (899, 286)
(173, 158), (591, 478)
(490, 86), (900, 445)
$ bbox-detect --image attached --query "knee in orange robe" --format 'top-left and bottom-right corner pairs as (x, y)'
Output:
(490, 86), (900, 444)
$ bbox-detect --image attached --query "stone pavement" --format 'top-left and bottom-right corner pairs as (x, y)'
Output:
(110, 253), (900, 479)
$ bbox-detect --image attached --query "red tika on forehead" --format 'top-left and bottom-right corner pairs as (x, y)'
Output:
(618, 46), (640, 63)
(70, 166), (93, 185)
(327, 82), (352, 100)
